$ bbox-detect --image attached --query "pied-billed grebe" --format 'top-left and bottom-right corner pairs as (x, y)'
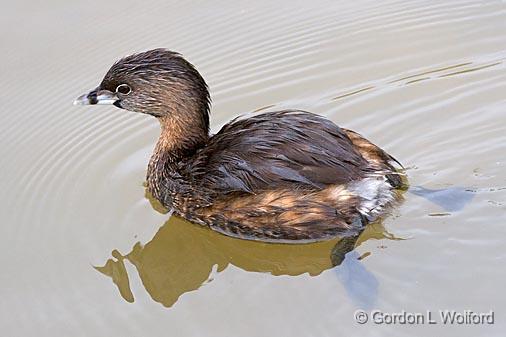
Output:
(74, 49), (404, 243)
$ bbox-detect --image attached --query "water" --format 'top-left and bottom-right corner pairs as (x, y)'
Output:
(1, 0), (505, 336)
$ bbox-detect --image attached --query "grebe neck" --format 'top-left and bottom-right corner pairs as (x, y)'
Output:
(146, 112), (209, 201)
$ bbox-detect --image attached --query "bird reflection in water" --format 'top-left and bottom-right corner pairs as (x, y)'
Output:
(95, 192), (403, 309)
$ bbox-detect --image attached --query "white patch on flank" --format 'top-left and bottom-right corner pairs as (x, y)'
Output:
(349, 176), (394, 219)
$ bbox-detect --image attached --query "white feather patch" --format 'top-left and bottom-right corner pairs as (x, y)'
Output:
(349, 176), (395, 218)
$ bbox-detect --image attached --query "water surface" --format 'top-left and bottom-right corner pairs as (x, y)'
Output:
(1, 0), (505, 336)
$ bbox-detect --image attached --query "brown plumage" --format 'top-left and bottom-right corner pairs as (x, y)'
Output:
(75, 48), (405, 243)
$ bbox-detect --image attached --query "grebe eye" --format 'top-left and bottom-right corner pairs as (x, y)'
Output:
(116, 84), (131, 95)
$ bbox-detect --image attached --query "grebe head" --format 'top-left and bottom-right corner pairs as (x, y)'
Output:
(74, 48), (210, 133)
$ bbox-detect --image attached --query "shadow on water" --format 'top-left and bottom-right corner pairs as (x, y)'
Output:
(95, 215), (402, 309)
(409, 186), (475, 212)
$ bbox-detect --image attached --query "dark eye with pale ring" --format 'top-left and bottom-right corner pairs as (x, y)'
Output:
(116, 84), (131, 95)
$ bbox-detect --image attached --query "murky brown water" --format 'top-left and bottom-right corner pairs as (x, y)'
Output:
(1, 0), (506, 336)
